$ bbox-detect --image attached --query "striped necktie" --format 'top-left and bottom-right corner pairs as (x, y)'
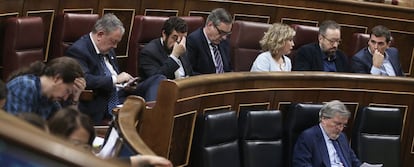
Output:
(210, 43), (224, 73)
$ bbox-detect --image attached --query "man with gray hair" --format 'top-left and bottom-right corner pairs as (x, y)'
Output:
(293, 20), (350, 72)
(66, 13), (165, 124)
(293, 100), (361, 167)
(187, 8), (233, 74)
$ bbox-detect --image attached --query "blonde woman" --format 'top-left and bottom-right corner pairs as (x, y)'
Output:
(250, 23), (295, 72)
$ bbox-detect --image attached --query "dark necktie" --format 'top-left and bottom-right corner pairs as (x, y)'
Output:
(210, 43), (224, 73)
(331, 139), (349, 167)
(100, 54), (119, 115)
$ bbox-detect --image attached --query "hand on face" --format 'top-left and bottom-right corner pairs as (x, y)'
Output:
(71, 77), (86, 101)
(372, 49), (385, 68)
(172, 36), (186, 58)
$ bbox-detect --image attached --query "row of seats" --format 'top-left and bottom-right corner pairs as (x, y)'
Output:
(190, 104), (402, 167)
(1, 14), (376, 80)
(1, 14), (205, 79)
(230, 21), (376, 71)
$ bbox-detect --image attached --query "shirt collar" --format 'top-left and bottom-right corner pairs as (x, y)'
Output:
(89, 32), (101, 55)
(319, 123), (331, 142)
(202, 28), (214, 46)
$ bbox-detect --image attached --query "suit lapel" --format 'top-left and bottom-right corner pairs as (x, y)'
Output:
(314, 44), (325, 71)
(107, 50), (119, 74)
(199, 29), (215, 70)
(338, 135), (351, 167)
(315, 126), (331, 167)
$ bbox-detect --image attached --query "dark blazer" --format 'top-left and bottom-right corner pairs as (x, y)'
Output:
(65, 34), (118, 122)
(351, 47), (404, 76)
(139, 38), (193, 80)
(293, 125), (361, 167)
(293, 43), (351, 72)
(187, 28), (232, 74)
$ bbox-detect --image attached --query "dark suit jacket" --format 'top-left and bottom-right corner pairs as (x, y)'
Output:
(293, 43), (351, 72)
(351, 47), (404, 76)
(65, 34), (118, 122)
(139, 38), (193, 80)
(293, 125), (361, 167)
(187, 28), (232, 74)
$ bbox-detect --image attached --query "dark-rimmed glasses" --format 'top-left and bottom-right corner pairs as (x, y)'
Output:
(213, 24), (232, 36)
(322, 34), (341, 45)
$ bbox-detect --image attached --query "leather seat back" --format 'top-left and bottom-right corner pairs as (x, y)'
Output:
(352, 106), (402, 166)
(239, 110), (283, 167)
(230, 20), (271, 71)
(284, 103), (322, 167)
(3, 16), (44, 80)
(190, 110), (240, 167)
(289, 24), (319, 63)
(50, 13), (99, 60)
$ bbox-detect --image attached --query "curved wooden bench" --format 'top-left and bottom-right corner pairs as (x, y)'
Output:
(119, 72), (414, 166)
(0, 109), (127, 167)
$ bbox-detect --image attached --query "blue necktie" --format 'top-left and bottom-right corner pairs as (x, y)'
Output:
(100, 55), (119, 115)
(210, 43), (224, 73)
(331, 139), (349, 167)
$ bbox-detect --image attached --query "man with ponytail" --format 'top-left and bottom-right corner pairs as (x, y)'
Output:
(4, 57), (86, 119)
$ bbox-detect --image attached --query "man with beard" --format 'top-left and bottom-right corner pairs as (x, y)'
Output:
(139, 16), (193, 80)
(292, 20), (351, 72)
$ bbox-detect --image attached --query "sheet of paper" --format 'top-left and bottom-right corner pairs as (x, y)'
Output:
(360, 162), (383, 167)
(96, 128), (119, 159)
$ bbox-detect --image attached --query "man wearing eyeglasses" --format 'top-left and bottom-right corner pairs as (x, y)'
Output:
(293, 100), (362, 167)
(351, 25), (404, 76)
(186, 8), (233, 74)
(292, 20), (351, 72)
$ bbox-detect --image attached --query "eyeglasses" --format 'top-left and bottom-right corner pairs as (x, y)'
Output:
(322, 34), (341, 45)
(331, 120), (347, 128)
(213, 24), (232, 36)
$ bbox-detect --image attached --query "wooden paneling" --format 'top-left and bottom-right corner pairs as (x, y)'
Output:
(26, 10), (55, 61)
(0, 3), (414, 165)
(0, 0), (24, 14)
(133, 72), (414, 166)
(1, 0), (413, 79)
(58, 0), (99, 14)
(140, 0), (185, 16)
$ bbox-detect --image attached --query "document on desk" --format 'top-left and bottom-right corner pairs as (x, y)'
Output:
(96, 128), (119, 159)
(360, 162), (383, 167)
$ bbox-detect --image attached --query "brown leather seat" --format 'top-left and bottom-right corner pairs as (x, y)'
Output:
(230, 20), (271, 71)
(346, 33), (370, 57)
(127, 15), (204, 76)
(49, 13), (99, 60)
(289, 24), (319, 62)
(2, 16), (44, 80)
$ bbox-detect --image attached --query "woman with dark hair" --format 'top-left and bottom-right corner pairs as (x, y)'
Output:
(4, 57), (86, 119)
(49, 107), (172, 167)
(49, 107), (95, 148)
